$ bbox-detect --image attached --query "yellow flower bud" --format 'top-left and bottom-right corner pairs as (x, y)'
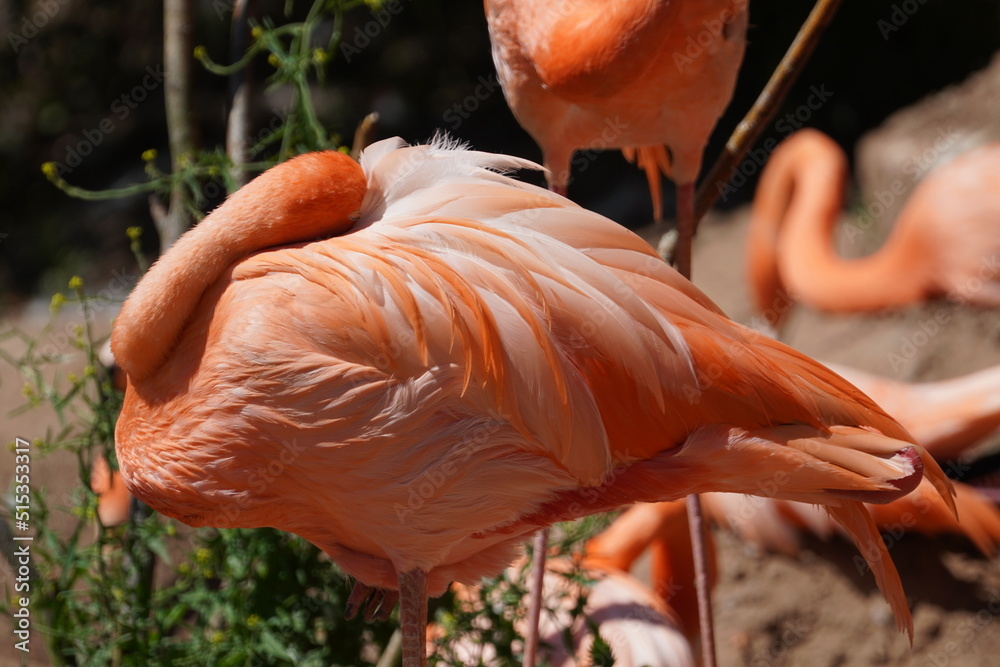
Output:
(50, 292), (66, 313)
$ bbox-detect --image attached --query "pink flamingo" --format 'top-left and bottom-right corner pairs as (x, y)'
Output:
(112, 138), (952, 667)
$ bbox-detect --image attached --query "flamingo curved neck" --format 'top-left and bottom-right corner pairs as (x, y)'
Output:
(112, 152), (366, 381)
(758, 132), (930, 313)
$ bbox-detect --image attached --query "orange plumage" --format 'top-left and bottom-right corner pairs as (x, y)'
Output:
(113, 138), (952, 664)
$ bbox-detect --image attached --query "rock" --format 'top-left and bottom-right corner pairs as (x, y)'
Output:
(854, 51), (1000, 244)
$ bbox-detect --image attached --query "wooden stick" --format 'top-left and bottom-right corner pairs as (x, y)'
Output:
(694, 0), (845, 227)
(351, 112), (381, 161)
(675, 180), (715, 666)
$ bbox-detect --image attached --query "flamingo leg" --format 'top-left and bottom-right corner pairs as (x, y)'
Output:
(399, 568), (428, 667)
(523, 528), (548, 667)
(674, 180), (717, 666)
(674, 180), (695, 279)
(685, 494), (717, 667)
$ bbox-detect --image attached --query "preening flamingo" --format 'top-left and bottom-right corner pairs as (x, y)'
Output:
(747, 129), (1000, 323)
(112, 138), (954, 667)
(484, 0), (748, 276)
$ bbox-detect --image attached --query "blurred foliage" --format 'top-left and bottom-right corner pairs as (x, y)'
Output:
(2, 0), (1000, 307)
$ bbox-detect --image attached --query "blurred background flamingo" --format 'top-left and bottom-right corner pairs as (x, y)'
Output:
(430, 520), (699, 667)
(827, 362), (1000, 463)
(111, 138), (952, 667)
(747, 129), (1000, 325)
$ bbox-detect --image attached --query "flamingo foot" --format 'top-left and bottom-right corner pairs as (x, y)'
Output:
(345, 582), (399, 623)
(345, 581), (374, 620)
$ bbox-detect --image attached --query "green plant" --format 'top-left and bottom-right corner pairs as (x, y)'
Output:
(40, 0), (376, 225)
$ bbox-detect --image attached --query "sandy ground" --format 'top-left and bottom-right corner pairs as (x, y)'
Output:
(2, 205), (1000, 665)
(667, 207), (1000, 667)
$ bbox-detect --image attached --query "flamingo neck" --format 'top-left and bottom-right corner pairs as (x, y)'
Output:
(112, 152), (365, 380)
(754, 131), (931, 313)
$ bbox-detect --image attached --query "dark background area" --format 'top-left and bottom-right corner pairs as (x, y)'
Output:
(1, 0), (999, 309)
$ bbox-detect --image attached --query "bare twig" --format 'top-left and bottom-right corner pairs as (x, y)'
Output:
(695, 0), (844, 226)
(375, 628), (403, 667)
(350, 112), (381, 161)
(157, 0), (197, 250)
(226, 0), (256, 189)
